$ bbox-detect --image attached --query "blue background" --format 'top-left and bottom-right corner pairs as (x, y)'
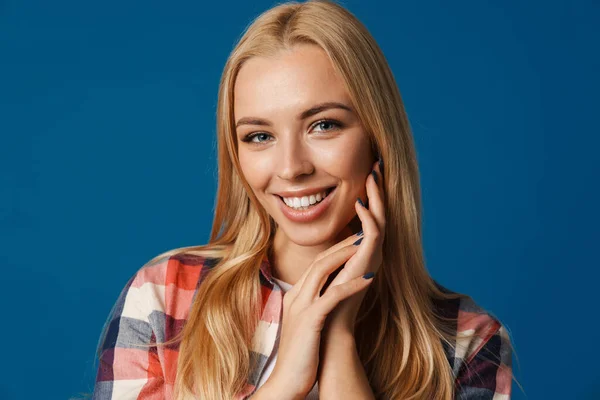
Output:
(1, 0), (598, 399)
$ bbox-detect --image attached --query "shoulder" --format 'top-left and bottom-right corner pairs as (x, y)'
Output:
(93, 251), (224, 393)
(432, 281), (514, 398)
(122, 251), (222, 321)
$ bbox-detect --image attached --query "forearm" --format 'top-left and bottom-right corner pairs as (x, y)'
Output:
(318, 330), (375, 400)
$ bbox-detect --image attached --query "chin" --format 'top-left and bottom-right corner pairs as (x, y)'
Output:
(276, 221), (338, 246)
(290, 236), (329, 247)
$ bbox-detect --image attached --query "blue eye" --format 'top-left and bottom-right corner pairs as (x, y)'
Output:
(244, 132), (272, 144)
(313, 120), (341, 132)
(241, 119), (343, 145)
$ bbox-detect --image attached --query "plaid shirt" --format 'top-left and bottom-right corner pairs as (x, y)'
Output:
(92, 253), (513, 399)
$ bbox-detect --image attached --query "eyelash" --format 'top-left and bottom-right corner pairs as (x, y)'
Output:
(241, 119), (343, 144)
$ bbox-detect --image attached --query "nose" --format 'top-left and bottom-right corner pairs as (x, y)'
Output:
(276, 134), (314, 181)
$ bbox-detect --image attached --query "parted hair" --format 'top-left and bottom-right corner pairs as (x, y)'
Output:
(98, 1), (519, 399)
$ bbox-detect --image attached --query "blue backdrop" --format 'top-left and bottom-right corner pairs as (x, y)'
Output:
(1, 0), (598, 399)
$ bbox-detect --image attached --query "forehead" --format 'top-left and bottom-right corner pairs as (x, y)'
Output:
(234, 44), (351, 118)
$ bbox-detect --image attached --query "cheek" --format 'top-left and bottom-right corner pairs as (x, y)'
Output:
(238, 151), (271, 190)
(320, 135), (372, 180)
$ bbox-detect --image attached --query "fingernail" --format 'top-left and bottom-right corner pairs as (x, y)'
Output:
(371, 170), (378, 184)
(353, 237), (363, 246)
(357, 197), (365, 208)
(356, 229), (364, 237)
(363, 271), (375, 279)
(378, 157), (383, 173)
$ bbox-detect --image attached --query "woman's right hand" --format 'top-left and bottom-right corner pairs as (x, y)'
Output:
(262, 231), (375, 399)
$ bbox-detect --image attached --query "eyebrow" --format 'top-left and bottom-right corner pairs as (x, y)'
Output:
(235, 101), (353, 128)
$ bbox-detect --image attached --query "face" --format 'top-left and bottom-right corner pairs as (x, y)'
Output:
(234, 43), (376, 247)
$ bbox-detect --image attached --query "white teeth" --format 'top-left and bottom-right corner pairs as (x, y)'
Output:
(282, 189), (331, 210)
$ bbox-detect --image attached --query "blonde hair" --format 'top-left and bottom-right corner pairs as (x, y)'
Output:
(96, 1), (521, 399)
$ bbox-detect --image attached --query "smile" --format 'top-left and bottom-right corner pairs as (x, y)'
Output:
(275, 186), (337, 223)
(280, 187), (335, 210)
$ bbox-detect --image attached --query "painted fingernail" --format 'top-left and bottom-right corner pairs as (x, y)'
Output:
(353, 237), (363, 246)
(357, 197), (365, 208)
(378, 157), (383, 173)
(363, 271), (375, 279)
(356, 229), (364, 237)
(371, 170), (378, 184)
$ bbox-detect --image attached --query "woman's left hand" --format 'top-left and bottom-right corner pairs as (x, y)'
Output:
(323, 158), (385, 334)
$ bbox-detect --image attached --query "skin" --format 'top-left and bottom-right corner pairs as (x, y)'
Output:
(235, 43), (386, 399)
(234, 43), (377, 285)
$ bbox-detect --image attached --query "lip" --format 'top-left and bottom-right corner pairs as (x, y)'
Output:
(275, 186), (337, 223)
(274, 185), (335, 198)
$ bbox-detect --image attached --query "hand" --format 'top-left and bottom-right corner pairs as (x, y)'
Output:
(266, 233), (376, 398)
(322, 159), (385, 334)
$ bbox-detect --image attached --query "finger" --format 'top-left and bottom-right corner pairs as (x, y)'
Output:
(355, 195), (381, 245)
(367, 161), (386, 232)
(310, 273), (375, 317)
(288, 230), (364, 296)
(325, 198), (381, 286)
(294, 244), (358, 305)
(313, 192), (381, 291)
(313, 230), (363, 263)
(377, 155), (384, 178)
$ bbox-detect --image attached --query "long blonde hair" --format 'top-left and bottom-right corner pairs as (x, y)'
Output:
(114, 1), (519, 398)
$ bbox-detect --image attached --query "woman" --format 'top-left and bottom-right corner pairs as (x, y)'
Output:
(92, 1), (517, 399)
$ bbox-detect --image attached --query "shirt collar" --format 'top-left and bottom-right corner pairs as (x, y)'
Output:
(259, 252), (276, 286)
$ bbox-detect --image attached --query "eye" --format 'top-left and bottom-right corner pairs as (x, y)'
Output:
(240, 119), (343, 145)
(311, 119), (342, 132)
(241, 132), (273, 144)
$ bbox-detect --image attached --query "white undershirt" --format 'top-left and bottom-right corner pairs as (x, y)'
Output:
(256, 277), (319, 399)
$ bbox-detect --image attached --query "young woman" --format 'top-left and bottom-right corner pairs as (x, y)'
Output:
(92, 1), (517, 399)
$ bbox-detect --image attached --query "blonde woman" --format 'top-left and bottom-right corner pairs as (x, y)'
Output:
(92, 1), (518, 399)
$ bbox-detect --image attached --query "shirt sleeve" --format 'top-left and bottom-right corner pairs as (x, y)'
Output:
(92, 269), (165, 399)
(454, 323), (513, 399)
